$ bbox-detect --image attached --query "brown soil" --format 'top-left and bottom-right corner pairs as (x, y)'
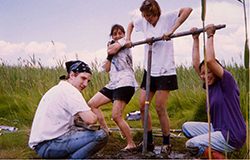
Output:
(90, 131), (192, 159)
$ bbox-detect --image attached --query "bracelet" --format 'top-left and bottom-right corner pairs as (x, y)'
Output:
(107, 54), (114, 61)
(207, 35), (213, 39)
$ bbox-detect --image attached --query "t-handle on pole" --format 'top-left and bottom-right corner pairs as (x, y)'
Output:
(131, 24), (226, 47)
(134, 24), (226, 154)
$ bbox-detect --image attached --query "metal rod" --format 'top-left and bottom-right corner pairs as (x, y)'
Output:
(109, 127), (182, 133)
(153, 133), (185, 138)
(130, 24), (226, 47)
(142, 44), (153, 154)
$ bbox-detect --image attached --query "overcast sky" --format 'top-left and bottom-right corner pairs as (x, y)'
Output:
(0, 0), (249, 69)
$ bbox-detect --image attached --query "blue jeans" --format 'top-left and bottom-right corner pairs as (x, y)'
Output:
(182, 122), (235, 157)
(35, 127), (109, 159)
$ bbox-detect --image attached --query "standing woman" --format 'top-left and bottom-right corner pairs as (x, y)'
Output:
(126, 0), (192, 154)
(88, 24), (139, 151)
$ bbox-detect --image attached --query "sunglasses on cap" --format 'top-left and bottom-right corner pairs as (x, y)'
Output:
(143, 1), (151, 5)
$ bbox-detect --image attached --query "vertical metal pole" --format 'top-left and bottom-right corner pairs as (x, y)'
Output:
(142, 44), (152, 154)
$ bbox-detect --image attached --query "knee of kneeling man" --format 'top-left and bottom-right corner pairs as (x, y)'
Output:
(97, 129), (109, 141)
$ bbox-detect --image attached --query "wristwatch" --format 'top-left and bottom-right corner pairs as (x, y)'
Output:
(207, 35), (214, 39)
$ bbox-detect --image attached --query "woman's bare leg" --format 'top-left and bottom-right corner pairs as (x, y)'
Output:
(112, 100), (136, 149)
(155, 90), (170, 136)
(88, 92), (111, 132)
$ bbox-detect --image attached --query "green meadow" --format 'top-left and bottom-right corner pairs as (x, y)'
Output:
(0, 59), (248, 159)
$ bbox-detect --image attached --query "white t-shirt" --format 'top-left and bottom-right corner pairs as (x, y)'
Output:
(105, 37), (139, 90)
(28, 81), (90, 149)
(134, 10), (179, 77)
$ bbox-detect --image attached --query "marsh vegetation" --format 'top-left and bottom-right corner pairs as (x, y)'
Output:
(0, 58), (247, 159)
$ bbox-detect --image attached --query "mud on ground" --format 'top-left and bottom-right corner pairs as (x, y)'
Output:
(91, 131), (192, 159)
(90, 130), (246, 159)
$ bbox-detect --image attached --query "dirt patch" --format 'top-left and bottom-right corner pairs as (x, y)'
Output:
(90, 130), (246, 159)
(91, 131), (192, 159)
(92, 147), (189, 159)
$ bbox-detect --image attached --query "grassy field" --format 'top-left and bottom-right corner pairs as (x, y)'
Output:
(0, 59), (248, 159)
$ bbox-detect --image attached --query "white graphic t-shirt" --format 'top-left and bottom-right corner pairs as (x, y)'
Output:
(104, 37), (139, 90)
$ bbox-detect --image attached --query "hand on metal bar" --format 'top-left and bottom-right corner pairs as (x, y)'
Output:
(146, 37), (155, 45)
(129, 24), (226, 47)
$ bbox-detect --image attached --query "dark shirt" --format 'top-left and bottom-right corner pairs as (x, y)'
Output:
(207, 69), (246, 148)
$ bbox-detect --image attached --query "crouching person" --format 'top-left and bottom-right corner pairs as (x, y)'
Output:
(28, 60), (109, 159)
(182, 24), (246, 159)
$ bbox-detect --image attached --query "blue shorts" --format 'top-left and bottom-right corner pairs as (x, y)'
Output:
(140, 70), (178, 91)
(99, 86), (135, 104)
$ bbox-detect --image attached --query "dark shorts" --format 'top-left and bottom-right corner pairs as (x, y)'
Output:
(140, 70), (178, 92)
(99, 86), (135, 104)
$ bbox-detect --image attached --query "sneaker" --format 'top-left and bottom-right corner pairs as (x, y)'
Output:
(161, 144), (172, 155)
(136, 141), (155, 152)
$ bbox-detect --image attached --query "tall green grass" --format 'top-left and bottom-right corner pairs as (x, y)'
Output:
(0, 59), (247, 129)
(0, 58), (248, 158)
